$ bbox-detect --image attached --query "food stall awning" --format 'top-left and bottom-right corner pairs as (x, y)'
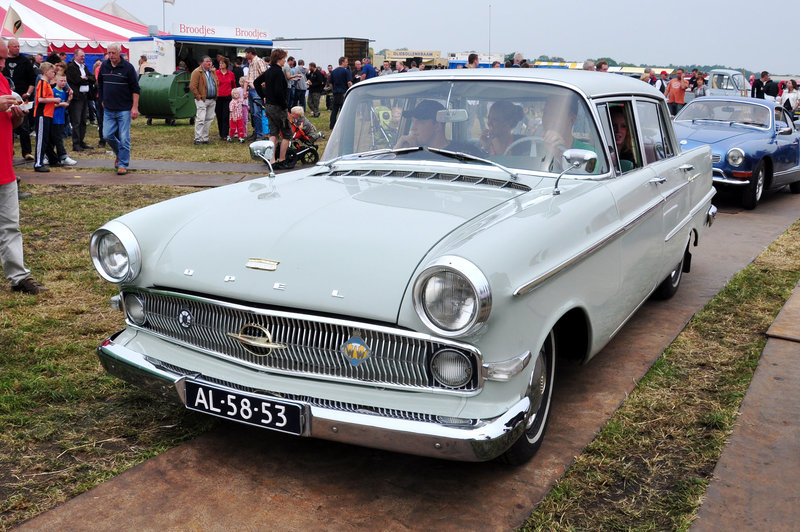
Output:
(0, 0), (160, 52)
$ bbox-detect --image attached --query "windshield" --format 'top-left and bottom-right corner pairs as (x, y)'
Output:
(322, 80), (608, 175)
(676, 100), (770, 128)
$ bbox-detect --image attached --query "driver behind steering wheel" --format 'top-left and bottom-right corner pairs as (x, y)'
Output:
(536, 95), (596, 170)
(480, 101), (525, 155)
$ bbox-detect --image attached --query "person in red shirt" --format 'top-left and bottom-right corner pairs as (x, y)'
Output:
(215, 56), (236, 140)
(0, 40), (48, 294)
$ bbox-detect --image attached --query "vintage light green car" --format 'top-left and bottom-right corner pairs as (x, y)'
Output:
(91, 69), (716, 463)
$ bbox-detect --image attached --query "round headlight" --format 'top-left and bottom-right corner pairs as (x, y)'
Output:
(124, 293), (146, 326)
(413, 256), (491, 337)
(90, 221), (141, 284)
(726, 148), (745, 167)
(430, 349), (473, 388)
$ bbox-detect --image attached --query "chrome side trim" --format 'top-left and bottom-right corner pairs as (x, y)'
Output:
(514, 197), (664, 297)
(97, 338), (529, 462)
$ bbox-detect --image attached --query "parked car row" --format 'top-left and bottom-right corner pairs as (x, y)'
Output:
(91, 69), (722, 463)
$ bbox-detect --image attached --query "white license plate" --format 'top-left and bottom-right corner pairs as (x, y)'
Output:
(184, 380), (303, 435)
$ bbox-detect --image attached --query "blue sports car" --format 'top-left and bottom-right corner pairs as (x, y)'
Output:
(673, 96), (800, 209)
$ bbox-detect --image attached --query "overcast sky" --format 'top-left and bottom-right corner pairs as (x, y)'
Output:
(83, 0), (795, 75)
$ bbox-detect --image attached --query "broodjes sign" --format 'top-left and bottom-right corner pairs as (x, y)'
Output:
(172, 23), (269, 41)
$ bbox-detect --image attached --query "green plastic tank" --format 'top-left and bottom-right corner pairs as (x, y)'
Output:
(138, 71), (195, 125)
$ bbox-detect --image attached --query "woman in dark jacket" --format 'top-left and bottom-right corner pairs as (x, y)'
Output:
(253, 49), (292, 168)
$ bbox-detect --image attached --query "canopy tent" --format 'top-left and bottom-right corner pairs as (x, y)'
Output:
(0, 0), (158, 54)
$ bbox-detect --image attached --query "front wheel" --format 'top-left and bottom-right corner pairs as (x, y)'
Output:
(498, 330), (556, 465)
(742, 161), (766, 210)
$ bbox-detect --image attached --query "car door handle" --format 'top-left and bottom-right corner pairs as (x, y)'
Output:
(679, 164), (694, 172)
(649, 176), (667, 185)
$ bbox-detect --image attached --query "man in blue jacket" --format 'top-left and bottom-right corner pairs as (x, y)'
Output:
(97, 43), (139, 176)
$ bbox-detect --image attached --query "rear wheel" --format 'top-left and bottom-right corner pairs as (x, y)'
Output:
(498, 330), (556, 465)
(653, 253), (685, 300)
(741, 161), (765, 210)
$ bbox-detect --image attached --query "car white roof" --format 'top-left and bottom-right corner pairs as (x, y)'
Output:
(361, 67), (665, 100)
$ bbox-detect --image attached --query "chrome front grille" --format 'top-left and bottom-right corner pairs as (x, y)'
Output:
(131, 290), (480, 393)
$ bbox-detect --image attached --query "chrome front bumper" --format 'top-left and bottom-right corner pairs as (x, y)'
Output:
(712, 168), (749, 186)
(97, 334), (531, 462)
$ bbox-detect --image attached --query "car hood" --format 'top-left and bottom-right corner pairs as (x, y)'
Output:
(673, 121), (763, 145)
(130, 172), (526, 323)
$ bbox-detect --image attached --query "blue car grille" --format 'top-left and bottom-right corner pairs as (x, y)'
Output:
(128, 289), (481, 393)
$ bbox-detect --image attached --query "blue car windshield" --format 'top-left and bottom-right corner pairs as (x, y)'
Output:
(676, 100), (770, 128)
(321, 80), (608, 175)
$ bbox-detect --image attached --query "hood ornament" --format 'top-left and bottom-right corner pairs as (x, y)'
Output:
(246, 258), (279, 271)
(227, 324), (287, 357)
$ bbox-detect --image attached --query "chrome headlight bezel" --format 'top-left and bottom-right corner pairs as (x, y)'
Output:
(89, 221), (141, 284)
(412, 256), (491, 338)
(726, 148), (745, 167)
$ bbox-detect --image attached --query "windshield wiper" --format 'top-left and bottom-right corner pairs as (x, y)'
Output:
(427, 147), (519, 181)
(321, 146), (424, 167)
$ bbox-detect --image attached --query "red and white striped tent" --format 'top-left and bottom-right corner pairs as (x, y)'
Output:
(0, 0), (158, 55)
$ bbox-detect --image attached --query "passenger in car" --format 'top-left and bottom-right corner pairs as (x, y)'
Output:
(610, 106), (636, 172)
(536, 95), (596, 170)
(394, 99), (449, 149)
(480, 101), (525, 155)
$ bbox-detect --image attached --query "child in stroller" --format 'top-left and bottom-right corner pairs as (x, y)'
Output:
(287, 106), (324, 165)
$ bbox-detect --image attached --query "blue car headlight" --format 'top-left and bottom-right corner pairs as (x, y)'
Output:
(726, 148), (745, 167)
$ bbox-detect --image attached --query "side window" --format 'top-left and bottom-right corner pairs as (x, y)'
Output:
(636, 101), (674, 164)
(598, 101), (642, 174)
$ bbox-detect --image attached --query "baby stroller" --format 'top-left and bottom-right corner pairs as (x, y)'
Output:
(285, 115), (323, 166)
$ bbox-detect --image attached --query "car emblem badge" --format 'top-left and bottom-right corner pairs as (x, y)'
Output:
(246, 258), (280, 271)
(341, 332), (371, 367)
(178, 308), (194, 329)
(227, 324), (287, 357)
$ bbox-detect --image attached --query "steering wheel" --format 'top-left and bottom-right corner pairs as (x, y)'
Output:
(539, 144), (569, 173)
(503, 135), (544, 157)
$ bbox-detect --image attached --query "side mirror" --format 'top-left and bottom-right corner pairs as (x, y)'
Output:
(561, 149), (597, 173)
(554, 149), (598, 195)
(249, 139), (277, 176)
(249, 139), (275, 162)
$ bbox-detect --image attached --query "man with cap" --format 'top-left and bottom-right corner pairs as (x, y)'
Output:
(655, 71), (669, 94)
(394, 100), (448, 149)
